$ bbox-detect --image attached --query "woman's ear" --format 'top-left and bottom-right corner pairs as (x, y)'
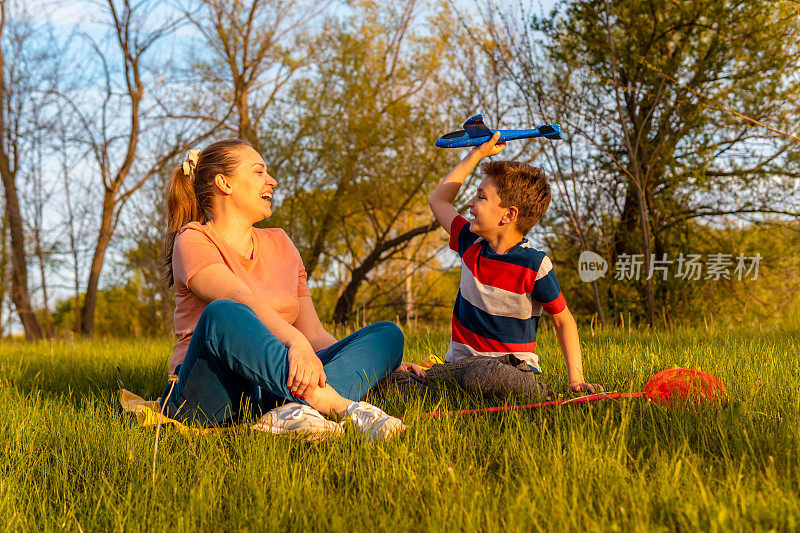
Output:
(214, 173), (232, 195)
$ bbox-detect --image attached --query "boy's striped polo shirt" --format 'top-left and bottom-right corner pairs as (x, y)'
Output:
(445, 215), (566, 373)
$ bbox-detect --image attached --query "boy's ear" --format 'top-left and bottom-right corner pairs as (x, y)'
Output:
(214, 173), (232, 195)
(502, 206), (519, 226)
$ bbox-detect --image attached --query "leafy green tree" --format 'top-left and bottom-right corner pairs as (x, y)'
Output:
(270, 0), (462, 324)
(51, 281), (166, 338)
(492, 0), (800, 325)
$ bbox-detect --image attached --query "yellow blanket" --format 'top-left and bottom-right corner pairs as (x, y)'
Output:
(119, 389), (234, 436)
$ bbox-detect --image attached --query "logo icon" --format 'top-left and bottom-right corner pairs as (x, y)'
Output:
(578, 251), (608, 282)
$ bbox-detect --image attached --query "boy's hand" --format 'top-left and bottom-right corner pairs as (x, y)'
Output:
(471, 131), (506, 159)
(428, 130), (505, 234)
(397, 361), (427, 378)
(569, 380), (605, 394)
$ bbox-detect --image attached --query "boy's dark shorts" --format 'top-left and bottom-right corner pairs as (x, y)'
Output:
(377, 354), (554, 401)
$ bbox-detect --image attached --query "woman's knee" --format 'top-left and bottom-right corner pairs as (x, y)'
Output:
(198, 299), (257, 333)
(371, 321), (405, 367)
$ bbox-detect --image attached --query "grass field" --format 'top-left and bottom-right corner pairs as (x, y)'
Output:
(1, 322), (799, 531)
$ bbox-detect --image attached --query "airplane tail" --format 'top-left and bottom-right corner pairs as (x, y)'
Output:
(538, 124), (562, 140)
(463, 114), (493, 138)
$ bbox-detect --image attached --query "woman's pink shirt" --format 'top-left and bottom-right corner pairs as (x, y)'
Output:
(169, 221), (311, 374)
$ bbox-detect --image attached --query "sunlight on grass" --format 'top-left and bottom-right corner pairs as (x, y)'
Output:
(1, 323), (799, 530)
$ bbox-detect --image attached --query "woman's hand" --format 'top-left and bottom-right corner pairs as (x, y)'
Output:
(286, 338), (326, 399)
(397, 361), (427, 378)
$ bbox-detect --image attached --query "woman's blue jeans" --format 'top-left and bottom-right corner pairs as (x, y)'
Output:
(161, 299), (404, 426)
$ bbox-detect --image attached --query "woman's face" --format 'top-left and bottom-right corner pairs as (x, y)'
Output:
(225, 146), (277, 222)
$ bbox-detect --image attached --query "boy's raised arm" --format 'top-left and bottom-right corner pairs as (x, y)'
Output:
(429, 131), (505, 235)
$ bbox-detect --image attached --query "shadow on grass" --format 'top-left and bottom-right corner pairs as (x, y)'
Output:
(3, 351), (168, 407)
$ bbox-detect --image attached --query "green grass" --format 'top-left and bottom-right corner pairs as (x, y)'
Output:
(1, 323), (799, 531)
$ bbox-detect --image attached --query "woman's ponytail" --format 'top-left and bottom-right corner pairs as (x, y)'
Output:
(163, 163), (200, 286)
(162, 139), (252, 286)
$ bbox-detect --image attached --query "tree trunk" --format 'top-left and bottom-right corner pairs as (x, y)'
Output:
(73, 256), (81, 334)
(616, 173), (657, 329)
(0, 212), (8, 334)
(65, 194), (82, 334)
(600, 0), (656, 327)
(332, 222), (436, 324)
(0, 164), (43, 340)
(80, 192), (116, 337)
(332, 266), (368, 325)
(0, 33), (43, 340)
(589, 278), (605, 327)
(236, 84), (261, 152)
(636, 184), (656, 328)
(403, 260), (415, 326)
(614, 185), (639, 258)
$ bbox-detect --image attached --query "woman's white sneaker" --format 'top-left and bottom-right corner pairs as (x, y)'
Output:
(344, 401), (406, 441)
(253, 402), (343, 440)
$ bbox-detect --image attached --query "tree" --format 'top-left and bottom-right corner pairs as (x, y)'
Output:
(22, 115), (58, 337)
(184, 0), (330, 155)
(61, 0), (219, 336)
(272, 0), (461, 324)
(52, 109), (94, 334)
(0, 2), (61, 340)
(117, 169), (175, 337)
(474, 3), (615, 325)
(513, 0), (800, 325)
(436, 2), (611, 324)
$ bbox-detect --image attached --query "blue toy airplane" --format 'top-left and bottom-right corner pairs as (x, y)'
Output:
(435, 114), (562, 148)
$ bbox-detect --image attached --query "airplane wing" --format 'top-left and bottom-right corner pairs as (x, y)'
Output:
(463, 114), (493, 139)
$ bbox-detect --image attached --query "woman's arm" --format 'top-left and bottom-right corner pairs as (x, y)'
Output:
(188, 263), (326, 398)
(293, 296), (337, 351)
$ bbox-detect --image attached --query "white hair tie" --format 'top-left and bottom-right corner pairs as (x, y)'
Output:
(182, 149), (200, 177)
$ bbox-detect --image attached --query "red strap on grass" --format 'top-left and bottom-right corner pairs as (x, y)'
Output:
(403, 368), (726, 420)
(408, 391), (646, 420)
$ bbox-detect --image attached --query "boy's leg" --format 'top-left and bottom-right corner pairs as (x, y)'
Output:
(423, 355), (553, 400)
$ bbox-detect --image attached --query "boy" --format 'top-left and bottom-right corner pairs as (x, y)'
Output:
(428, 132), (602, 393)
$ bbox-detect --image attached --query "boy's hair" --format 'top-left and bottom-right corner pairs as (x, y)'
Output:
(481, 160), (551, 235)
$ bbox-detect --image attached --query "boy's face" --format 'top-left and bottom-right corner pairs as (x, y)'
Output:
(467, 176), (513, 238)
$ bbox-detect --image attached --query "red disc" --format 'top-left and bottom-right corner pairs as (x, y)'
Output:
(643, 368), (728, 406)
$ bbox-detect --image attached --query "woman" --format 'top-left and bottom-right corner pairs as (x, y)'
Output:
(161, 139), (423, 440)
